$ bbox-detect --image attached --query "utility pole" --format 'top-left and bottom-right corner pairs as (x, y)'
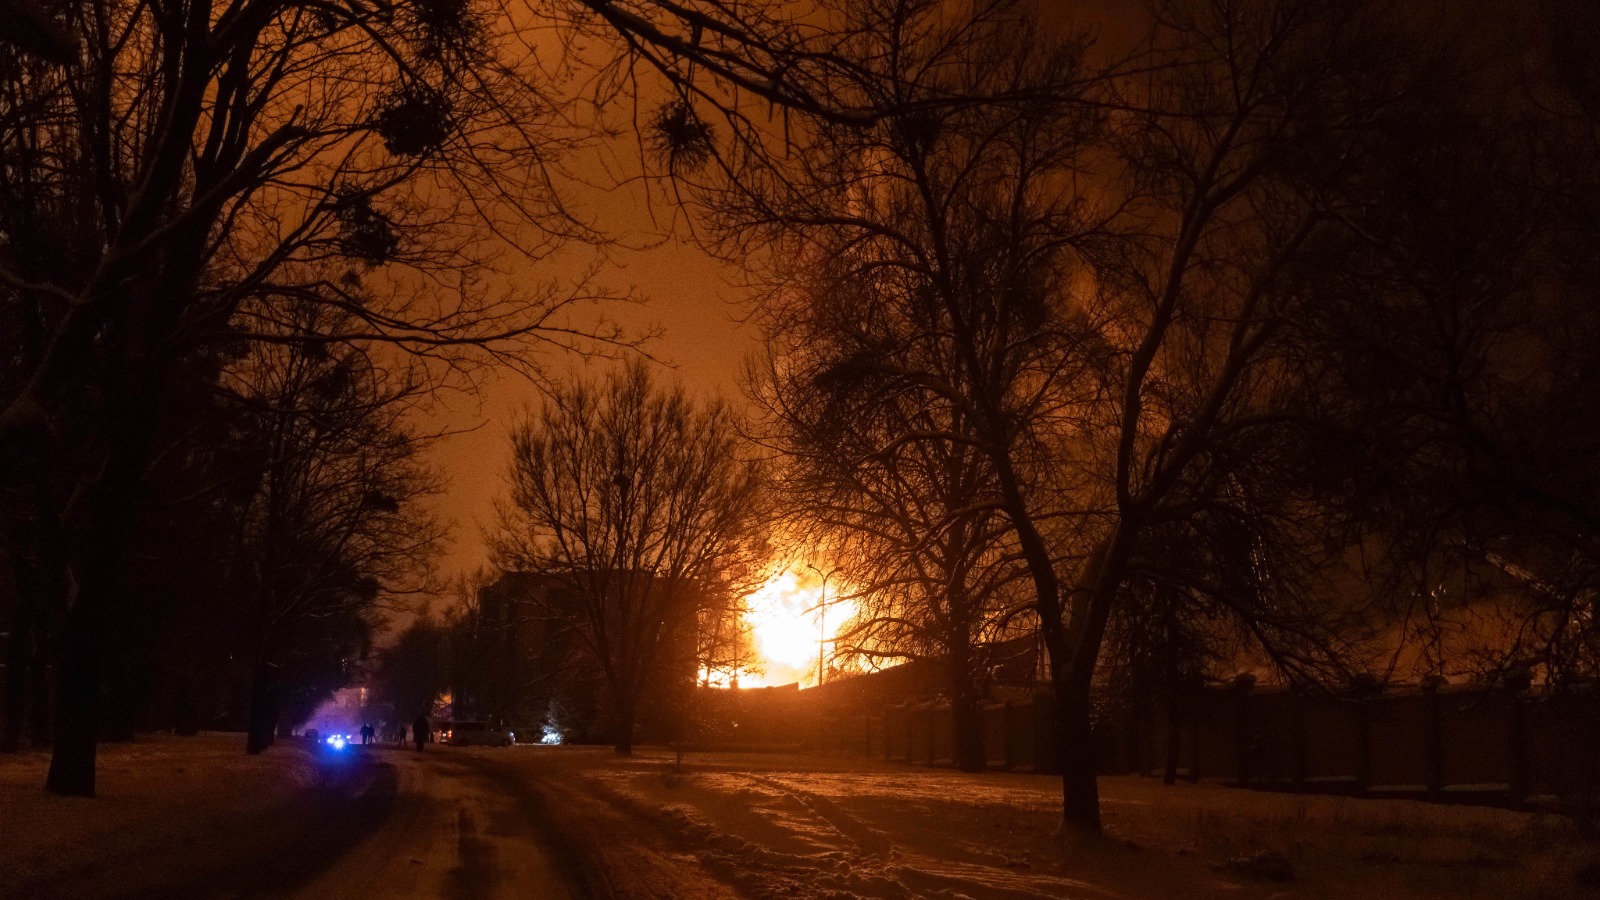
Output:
(806, 564), (841, 688)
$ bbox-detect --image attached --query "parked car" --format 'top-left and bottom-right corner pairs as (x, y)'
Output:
(440, 721), (512, 747)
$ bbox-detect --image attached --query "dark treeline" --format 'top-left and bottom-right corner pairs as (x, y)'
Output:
(373, 551), (764, 755)
(371, 363), (767, 756)
(1, 298), (442, 752)
(0, 0), (626, 798)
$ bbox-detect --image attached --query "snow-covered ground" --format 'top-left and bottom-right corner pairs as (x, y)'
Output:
(0, 733), (311, 893)
(4, 737), (1597, 898)
(498, 746), (1600, 899)
(0, 732), (404, 900)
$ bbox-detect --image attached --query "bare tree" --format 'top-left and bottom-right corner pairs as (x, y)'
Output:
(493, 362), (765, 753)
(688, 0), (1442, 832)
(704, 0), (1106, 821)
(697, 585), (760, 689)
(751, 286), (1039, 771)
(1003, 0), (1442, 830)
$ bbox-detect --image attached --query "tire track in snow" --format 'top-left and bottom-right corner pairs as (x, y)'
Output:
(738, 773), (1116, 900)
(740, 773), (898, 860)
(596, 770), (946, 899)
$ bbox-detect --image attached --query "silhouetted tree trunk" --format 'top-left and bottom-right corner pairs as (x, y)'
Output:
(612, 692), (637, 756)
(1054, 683), (1097, 827)
(1, 621), (27, 752)
(171, 673), (198, 737)
(950, 642), (986, 773)
(1049, 539), (1122, 834)
(46, 378), (165, 796)
(246, 661), (279, 755)
(1163, 676), (1184, 785)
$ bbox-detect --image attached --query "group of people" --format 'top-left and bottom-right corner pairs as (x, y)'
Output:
(337, 717), (433, 751)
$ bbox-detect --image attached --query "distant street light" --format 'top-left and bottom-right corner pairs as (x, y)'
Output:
(806, 563), (841, 688)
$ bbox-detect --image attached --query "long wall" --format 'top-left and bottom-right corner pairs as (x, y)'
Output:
(884, 685), (1600, 810)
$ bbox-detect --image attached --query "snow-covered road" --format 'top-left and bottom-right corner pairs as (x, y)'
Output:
(278, 748), (578, 900)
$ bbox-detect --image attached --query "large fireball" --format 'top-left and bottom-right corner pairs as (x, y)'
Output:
(742, 570), (856, 688)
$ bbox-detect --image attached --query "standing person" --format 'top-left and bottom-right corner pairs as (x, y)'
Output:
(412, 715), (429, 752)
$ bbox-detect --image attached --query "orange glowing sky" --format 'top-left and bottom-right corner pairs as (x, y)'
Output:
(407, 0), (1545, 685)
(414, 9), (766, 587)
(417, 231), (754, 582)
(410, 0), (1148, 664)
(416, 1), (1150, 588)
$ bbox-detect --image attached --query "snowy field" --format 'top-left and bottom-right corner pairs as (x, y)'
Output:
(0, 734), (309, 892)
(0, 733), (395, 900)
(502, 746), (1600, 899)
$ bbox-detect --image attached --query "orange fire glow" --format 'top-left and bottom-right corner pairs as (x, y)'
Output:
(740, 569), (856, 688)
